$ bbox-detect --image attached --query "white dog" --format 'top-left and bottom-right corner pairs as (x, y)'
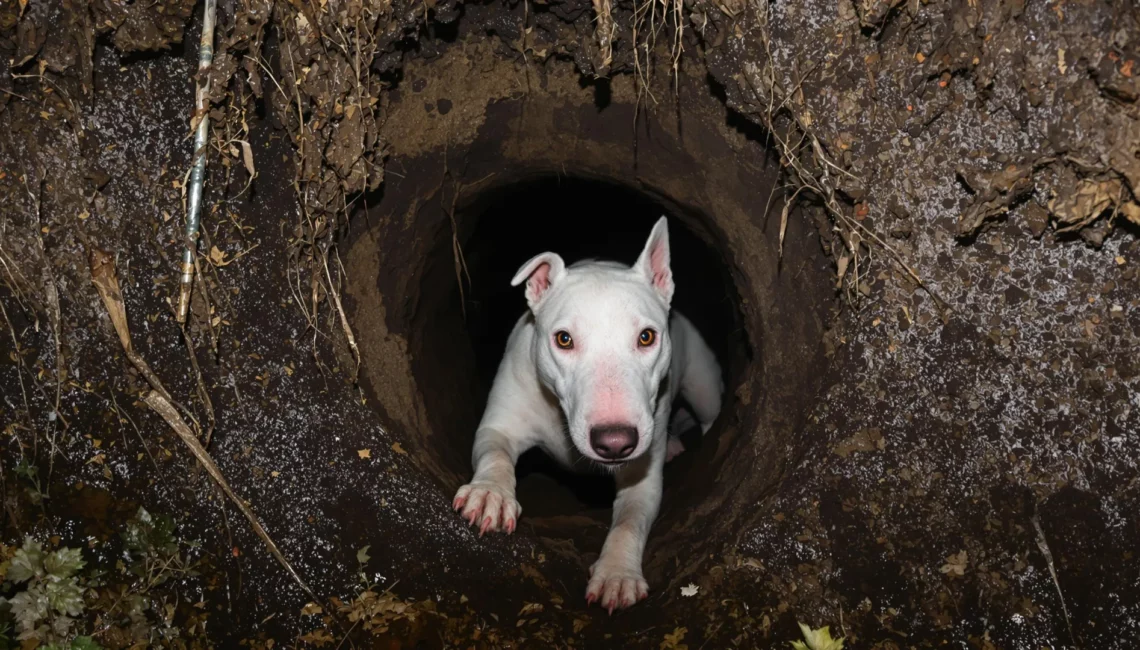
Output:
(452, 217), (724, 612)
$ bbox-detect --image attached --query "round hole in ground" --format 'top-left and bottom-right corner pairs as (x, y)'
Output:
(403, 175), (752, 546)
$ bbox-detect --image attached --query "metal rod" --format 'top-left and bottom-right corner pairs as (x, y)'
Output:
(176, 0), (217, 323)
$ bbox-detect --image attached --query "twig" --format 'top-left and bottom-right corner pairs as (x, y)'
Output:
(144, 391), (315, 600)
(329, 247), (360, 378)
(87, 246), (315, 599)
(179, 322), (216, 447)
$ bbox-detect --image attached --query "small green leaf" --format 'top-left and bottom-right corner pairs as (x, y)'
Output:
(356, 545), (371, 565)
(71, 636), (105, 650)
(7, 538), (45, 583)
(790, 622), (844, 650)
(45, 579), (85, 616)
(44, 547), (85, 579)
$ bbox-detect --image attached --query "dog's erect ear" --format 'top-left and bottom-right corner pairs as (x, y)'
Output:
(635, 216), (674, 304)
(511, 252), (567, 308)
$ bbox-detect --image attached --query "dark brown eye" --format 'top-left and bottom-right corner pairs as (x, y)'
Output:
(638, 329), (656, 347)
(555, 331), (574, 349)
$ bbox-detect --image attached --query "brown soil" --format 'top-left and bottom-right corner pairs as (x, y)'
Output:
(0, 0), (1138, 647)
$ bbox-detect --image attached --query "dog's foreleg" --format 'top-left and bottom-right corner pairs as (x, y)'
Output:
(586, 457), (662, 612)
(453, 427), (523, 535)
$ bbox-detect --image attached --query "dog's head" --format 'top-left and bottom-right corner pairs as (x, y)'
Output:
(511, 217), (675, 468)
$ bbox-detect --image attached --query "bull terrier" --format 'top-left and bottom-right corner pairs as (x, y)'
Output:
(452, 216), (724, 612)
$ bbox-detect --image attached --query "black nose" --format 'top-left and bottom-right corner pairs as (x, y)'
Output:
(589, 425), (638, 460)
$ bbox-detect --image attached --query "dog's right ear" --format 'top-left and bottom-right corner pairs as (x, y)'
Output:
(510, 252), (566, 308)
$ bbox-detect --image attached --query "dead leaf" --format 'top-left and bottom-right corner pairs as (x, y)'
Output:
(661, 626), (688, 650)
(240, 140), (256, 178)
(518, 602), (544, 616)
(300, 602), (324, 616)
(357, 449), (371, 459)
(391, 442), (407, 455)
(680, 583), (699, 597)
(940, 549), (968, 576)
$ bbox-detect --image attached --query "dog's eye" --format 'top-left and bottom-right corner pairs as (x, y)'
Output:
(638, 329), (657, 347)
(554, 331), (574, 349)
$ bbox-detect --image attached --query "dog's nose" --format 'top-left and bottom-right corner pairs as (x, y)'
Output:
(589, 425), (638, 460)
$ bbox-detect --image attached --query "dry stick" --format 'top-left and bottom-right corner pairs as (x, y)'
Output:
(321, 243), (360, 377)
(88, 247), (315, 600)
(179, 320), (216, 447)
(143, 391), (315, 600)
(1030, 514), (1075, 645)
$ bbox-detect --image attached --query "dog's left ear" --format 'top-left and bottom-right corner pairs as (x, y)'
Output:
(635, 216), (674, 305)
(511, 252), (567, 309)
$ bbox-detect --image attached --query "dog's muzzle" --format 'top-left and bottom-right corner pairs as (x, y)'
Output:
(589, 425), (638, 460)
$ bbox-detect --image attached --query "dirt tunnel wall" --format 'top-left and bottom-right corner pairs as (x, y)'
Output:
(1, 0), (1139, 645)
(342, 50), (834, 587)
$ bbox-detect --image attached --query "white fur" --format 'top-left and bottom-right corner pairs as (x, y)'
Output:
(453, 217), (724, 612)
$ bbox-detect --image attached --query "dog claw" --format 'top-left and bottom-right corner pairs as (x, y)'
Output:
(586, 563), (648, 612)
(453, 482), (521, 535)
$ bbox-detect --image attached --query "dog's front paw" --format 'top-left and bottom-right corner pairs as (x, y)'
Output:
(585, 562), (648, 613)
(453, 482), (521, 535)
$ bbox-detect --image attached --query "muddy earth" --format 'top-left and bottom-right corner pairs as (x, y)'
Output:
(1, 0), (1138, 646)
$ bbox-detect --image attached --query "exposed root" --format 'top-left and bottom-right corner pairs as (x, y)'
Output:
(144, 390), (315, 601)
(592, 0), (617, 74)
(323, 243), (361, 379)
(743, 0), (949, 315)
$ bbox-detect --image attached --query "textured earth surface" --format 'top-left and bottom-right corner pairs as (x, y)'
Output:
(1, 0), (1138, 647)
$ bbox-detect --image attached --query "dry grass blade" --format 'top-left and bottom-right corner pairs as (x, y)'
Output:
(1030, 514), (1074, 645)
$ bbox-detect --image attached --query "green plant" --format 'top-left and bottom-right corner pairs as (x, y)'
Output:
(790, 622), (844, 650)
(121, 507), (198, 591)
(0, 537), (88, 645)
(13, 458), (46, 505)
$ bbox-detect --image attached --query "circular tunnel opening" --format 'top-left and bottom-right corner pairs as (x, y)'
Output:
(408, 175), (751, 542)
(342, 63), (835, 582)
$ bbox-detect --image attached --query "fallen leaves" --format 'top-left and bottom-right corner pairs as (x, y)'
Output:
(357, 449), (371, 459)
(680, 583), (699, 597)
(660, 626), (688, 650)
(940, 549), (968, 576)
